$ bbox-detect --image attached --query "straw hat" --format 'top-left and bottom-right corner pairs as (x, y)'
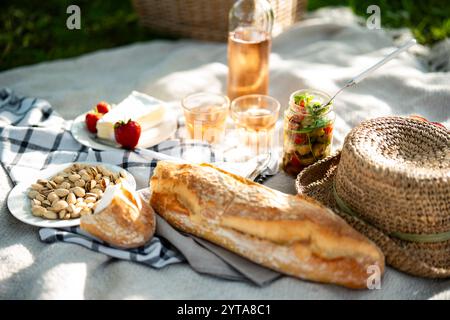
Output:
(296, 116), (450, 277)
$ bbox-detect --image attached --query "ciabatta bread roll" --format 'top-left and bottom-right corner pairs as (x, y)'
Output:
(81, 182), (155, 248)
(150, 161), (385, 289)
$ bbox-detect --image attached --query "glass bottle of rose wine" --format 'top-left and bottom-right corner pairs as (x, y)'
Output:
(227, 0), (274, 101)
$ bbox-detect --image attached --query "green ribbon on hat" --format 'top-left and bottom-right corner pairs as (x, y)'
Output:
(332, 182), (450, 243)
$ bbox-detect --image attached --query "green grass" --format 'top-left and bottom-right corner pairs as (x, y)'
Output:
(309, 0), (450, 45)
(1, 0), (449, 72)
(0, 0), (164, 71)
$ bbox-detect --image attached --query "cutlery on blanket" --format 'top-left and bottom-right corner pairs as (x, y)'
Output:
(320, 38), (417, 109)
(246, 151), (273, 181)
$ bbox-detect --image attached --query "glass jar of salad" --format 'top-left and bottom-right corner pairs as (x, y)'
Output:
(282, 89), (335, 176)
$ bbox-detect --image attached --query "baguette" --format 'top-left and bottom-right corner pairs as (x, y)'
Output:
(81, 182), (155, 248)
(150, 161), (384, 288)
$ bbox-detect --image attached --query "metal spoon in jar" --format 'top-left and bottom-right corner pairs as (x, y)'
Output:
(320, 38), (417, 109)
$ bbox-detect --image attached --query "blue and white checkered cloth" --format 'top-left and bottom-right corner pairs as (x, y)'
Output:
(0, 88), (279, 285)
(0, 88), (189, 267)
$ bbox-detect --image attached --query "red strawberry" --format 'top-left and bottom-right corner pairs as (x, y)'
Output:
(85, 111), (102, 133)
(114, 119), (141, 149)
(96, 101), (111, 114)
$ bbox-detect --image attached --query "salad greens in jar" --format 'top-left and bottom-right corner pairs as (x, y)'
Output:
(282, 90), (335, 176)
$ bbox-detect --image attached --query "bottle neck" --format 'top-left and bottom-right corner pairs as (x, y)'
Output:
(229, 0), (274, 35)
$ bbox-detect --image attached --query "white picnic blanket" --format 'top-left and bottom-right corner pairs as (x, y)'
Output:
(0, 8), (449, 299)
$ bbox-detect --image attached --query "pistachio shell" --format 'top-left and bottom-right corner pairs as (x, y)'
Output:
(28, 190), (39, 199)
(52, 200), (68, 211)
(89, 180), (97, 190)
(46, 181), (57, 189)
(63, 167), (73, 173)
(101, 177), (110, 189)
(81, 173), (91, 181)
(67, 203), (76, 213)
(72, 186), (85, 197)
(74, 179), (86, 187)
(47, 192), (59, 203)
(98, 166), (107, 174)
(37, 178), (49, 185)
(75, 202), (87, 208)
(31, 183), (44, 191)
(43, 210), (58, 220)
(58, 209), (67, 219)
(35, 194), (45, 202)
(89, 167), (98, 176)
(41, 199), (51, 207)
(40, 189), (52, 196)
(31, 205), (46, 217)
(70, 210), (81, 219)
(55, 188), (70, 197)
(53, 175), (65, 184)
(66, 192), (76, 204)
(69, 174), (81, 182)
(85, 197), (97, 203)
(59, 181), (71, 189)
(91, 188), (103, 197)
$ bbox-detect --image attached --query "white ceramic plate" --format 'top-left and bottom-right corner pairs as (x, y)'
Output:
(7, 162), (136, 228)
(70, 112), (177, 151)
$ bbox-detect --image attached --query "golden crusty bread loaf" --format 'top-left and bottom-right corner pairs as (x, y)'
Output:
(81, 182), (155, 248)
(150, 161), (385, 289)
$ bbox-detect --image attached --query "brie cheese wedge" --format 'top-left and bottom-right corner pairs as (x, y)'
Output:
(96, 91), (166, 141)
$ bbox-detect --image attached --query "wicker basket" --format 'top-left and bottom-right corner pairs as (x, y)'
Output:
(132, 0), (307, 41)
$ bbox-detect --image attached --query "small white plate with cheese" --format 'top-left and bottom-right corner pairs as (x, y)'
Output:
(71, 91), (178, 151)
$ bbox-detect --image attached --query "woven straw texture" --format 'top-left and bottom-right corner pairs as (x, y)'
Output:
(337, 117), (450, 234)
(296, 117), (450, 278)
(132, 0), (307, 41)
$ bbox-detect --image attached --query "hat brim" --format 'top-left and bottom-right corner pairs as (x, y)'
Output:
(296, 151), (450, 278)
